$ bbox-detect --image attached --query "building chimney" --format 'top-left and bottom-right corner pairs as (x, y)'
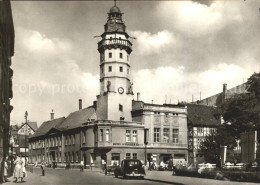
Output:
(50, 109), (54, 120)
(79, 99), (82, 110)
(93, 101), (97, 110)
(222, 83), (227, 103)
(137, 92), (140, 101)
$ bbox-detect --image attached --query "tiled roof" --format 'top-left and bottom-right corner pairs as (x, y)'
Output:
(58, 107), (96, 130)
(30, 117), (65, 138)
(187, 104), (220, 127)
(27, 121), (38, 131)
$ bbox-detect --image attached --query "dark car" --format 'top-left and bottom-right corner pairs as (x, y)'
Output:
(114, 159), (145, 179)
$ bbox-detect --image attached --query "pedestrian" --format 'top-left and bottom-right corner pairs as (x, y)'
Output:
(21, 156), (27, 182)
(13, 155), (23, 183)
(168, 159), (173, 171)
(41, 162), (45, 176)
(80, 160), (84, 172)
(104, 161), (107, 175)
(151, 162), (155, 171)
(3, 156), (9, 182)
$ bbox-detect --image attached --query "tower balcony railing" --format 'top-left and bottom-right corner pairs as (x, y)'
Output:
(94, 120), (143, 126)
(98, 38), (132, 50)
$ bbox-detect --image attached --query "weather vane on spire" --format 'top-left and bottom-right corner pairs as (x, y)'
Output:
(114, 0), (117, 6)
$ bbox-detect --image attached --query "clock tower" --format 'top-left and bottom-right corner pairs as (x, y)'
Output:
(96, 4), (134, 122)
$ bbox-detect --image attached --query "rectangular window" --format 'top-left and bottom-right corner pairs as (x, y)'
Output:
(109, 66), (112, 72)
(59, 137), (62, 146)
(119, 104), (123, 112)
(127, 55), (129, 61)
(126, 130), (131, 142)
(72, 135), (75, 145)
(133, 153), (137, 159)
(132, 130), (137, 142)
(163, 128), (170, 143)
(105, 129), (110, 142)
(126, 153), (131, 159)
(120, 66), (123, 72)
(109, 52), (112, 58)
(99, 129), (104, 142)
(120, 53), (123, 58)
(82, 132), (86, 143)
(197, 138), (204, 149)
(172, 129), (179, 143)
(56, 138), (58, 146)
(68, 136), (71, 145)
(154, 128), (160, 142)
(198, 128), (203, 136)
(127, 68), (129, 74)
(101, 67), (104, 73)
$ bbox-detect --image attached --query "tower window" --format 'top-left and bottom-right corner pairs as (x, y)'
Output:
(109, 66), (112, 72)
(109, 52), (112, 58)
(127, 55), (129, 61)
(101, 67), (104, 73)
(119, 104), (123, 111)
(120, 66), (123, 72)
(127, 68), (129, 74)
(105, 129), (110, 142)
(120, 53), (123, 59)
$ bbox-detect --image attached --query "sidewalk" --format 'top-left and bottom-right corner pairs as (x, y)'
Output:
(3, 167), (103, 185)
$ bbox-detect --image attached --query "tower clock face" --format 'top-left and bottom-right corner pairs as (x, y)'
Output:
(118, 87), (124, 94)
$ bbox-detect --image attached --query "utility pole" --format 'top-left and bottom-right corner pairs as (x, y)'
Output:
(24, 111), (28, 166)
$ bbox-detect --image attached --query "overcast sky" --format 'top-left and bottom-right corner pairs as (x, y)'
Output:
(10, 0), (260, 126)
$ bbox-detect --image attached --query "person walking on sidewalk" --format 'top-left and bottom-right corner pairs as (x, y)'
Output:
(3, 156), (9, 182)
(13, 155), (22, 183)
(20, 156), (27, 182)
(41, 162), (45, 176)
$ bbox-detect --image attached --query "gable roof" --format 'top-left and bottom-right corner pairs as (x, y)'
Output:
(58, 107), (96, 130)
(20, 121), (38, 132)
(30, 117), (65, 139)
(187, 104), (220, 127)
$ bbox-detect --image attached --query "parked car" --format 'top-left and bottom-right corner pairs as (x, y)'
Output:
(114, 159), (145, 179)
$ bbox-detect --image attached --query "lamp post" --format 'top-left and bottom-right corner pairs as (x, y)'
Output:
(144, 129), (149, 167)
(24, 111), (28, 166)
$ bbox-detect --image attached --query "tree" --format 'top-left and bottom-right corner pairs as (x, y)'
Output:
(199, 126), (236, 167)
(222, 72), (260, 140)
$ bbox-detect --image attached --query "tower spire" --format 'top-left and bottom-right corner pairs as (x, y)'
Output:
(114, 0), (117, 6)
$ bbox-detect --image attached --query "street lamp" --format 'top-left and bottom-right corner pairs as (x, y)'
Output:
(144, 128), (149, 167)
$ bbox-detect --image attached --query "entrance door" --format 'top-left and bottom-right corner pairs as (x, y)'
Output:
(51, 151), (56, 161)
(111, 153), (120, 166)
(83, 153), (87, 166)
